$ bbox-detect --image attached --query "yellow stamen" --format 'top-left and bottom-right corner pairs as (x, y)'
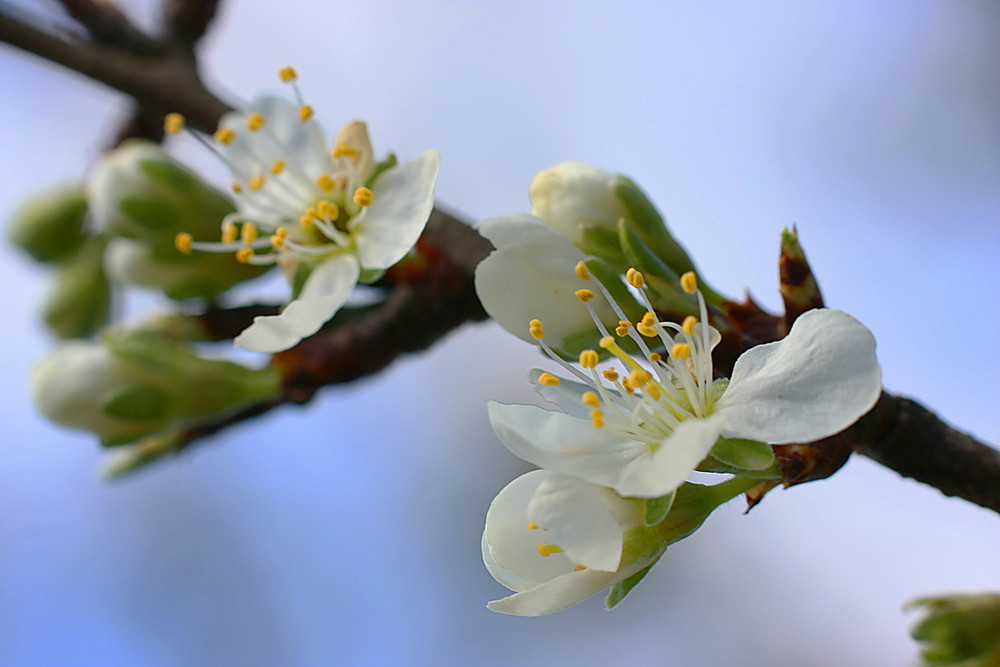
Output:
(683, 315), (698, 336)
(579, 350), (599, 369)
(529, 319), (545, 340)
(270, 160), (286, 175)
(240, 223), (258, 244)
(214, 127), (235, 145)
(221, 222), (237, 243)
(581, 391), (600, 408)
(231, 183), (243, 193)
(602, 368), (620, 382)
(598, 336), (615, 350)
(235, 248), (254, 263)
(248, 174), (265, 191)
(163, 112), (185, 134)
(246, 112), (265, 131)
(299, 105), (314, 122)
(270, 227), (288, 248)
(680, 271), (698, 294)
(575, 289), (595, 302)
(672, 342), (691, 359)
(637, 312), (659, 337)
(647, 385), (662, 400)
(174, 232), (192, 254)
(332, 143), (358, 159)
(626, 267), (645, 289)
(574, 565), (586, 572)
(353, 187), (374, 207)
(628, 368), (653, 388)
(317, 200), (339, 220)
(615, 320), (632, 337)
(316, 174), (335, 191)
(574, 260), (591, 280)
(649, 352), (662, 363)
(537, 544), (564, 557)
(278, 66), (298, 82)
(527, 521), (539, 530)
(537, 372), (560, 386)
(590, 409), (605, 428)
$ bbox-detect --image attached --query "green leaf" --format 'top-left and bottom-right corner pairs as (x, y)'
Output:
(101, 385), (170, 421)
(605, 558), (659, 609)
(643, 492), (675, 526)
(710, 437), (775, 471)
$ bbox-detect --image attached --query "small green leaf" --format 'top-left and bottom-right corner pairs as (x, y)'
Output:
(711, 437), (775, 471)
(101, 385), (170, 421)
(606, 559), (658, 609)
(643, 492), (675, 526)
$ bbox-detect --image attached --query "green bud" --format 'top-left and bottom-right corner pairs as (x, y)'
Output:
(41, 237), (111, 339)
(31, 327), (282, 446)
(908, 594), (1000, 666)
(8, 185), (89, 263)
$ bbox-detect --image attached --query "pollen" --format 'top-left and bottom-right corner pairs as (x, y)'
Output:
(240, 223), (259, 245)
(574, 565), (586, 572)
(332, 143), (358, 159)
(598, 336), (615, 350)
(298, 105), (313, 122)
(574, 260), (591, 280)
(270, 160), (286, 174)
(231, 183), (243, 193)
(672, 342), (692, 359)
(581, 391), (600, 408)
(248, 174), (265, 191)
(235, 248), (254, 263)
(270, 227), (288, 248)
(214, 127), (235, 145)
(537, 372), (560, 386)
(649, 352), (662, 363)
(246, 112), (265, 131)
(163, 112), (185, 134)
(221, 222), (237, 243)
(278, 66), (298, 82)
(637, 312), (659, 337)
(529, 319), (545, 340)
(527, 521), (539, 530)
(602, 368), (620, 382)
(317, 200), (339, 220)
(615, 320), (632, 337)
(590, 409), (605, 428)
(579, 350), (599, 369)
(683, 315), (698, 336)
(316, 173), (335, 191)
(174, 232), (192, 254)
(575, 289), (595, 302)
(537, 544), (564, 557)
(353, 187), (374, 207)
(628, 368), (652, 388)
(680, 271), (698, 294)
(626, 267), (645, 289)
(647, 384), (661, 400)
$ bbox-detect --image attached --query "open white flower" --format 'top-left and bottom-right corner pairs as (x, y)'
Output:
(488, 266), (882, 498)
(166, 68), (439, 353)
(483, 469), (651, 616)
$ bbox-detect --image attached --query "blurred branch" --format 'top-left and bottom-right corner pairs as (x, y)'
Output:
(2, 1), (998, 512)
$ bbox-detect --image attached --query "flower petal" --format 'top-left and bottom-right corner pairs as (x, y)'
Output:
(529, 161), (625, 246)
(528, 368), (594, 418)
(353, 150), (439, 269)
(613, 416), (723, 498)
(234, 253), (360, 353)
(716, 308), (882, 444)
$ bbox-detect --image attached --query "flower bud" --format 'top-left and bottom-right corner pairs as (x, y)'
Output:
(7, 185), (88, 263)
(31, 328), (282, 446)
(908, 593), (1000, 666)
(530, 161), (627, 248)
(42, 237), (111, 339)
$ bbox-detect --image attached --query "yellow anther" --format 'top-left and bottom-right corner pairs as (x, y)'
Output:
(317, 200), (339, 220)
(621, 377), (635, 395)
(683, 315), (698, 336)
(581, 391), (600, 408)
(332, 143), (358, 159)
(598, 336), (615, 350)
(246, 112), (265, 131)
(527, 521), (539, 530)
(649, 352), (662, 363)
(647, 384), (662, 400)
(537, 544), (564, 557)
(680, 271), (698, 294)
(574, 260), (591, 281)
(575, 289), (595, 302)
(579, 350), (599, 369)
(615, 320), (632, 337)
(300, 214), (315, 227)
(214, 127), (235, 145)
(298, 105), (314, 122)
(221, 222), (237, 243)
(240, 223), (258, 245)
(278, 66), (298, 82)
(174, 232), (192, 254)
(270, 160), (286, 174)
(249, 174), (265, 191)
(590, 409), (605, 428)
(574, 565), (587, 572)
(602, 368), (620, 382)
(353, 187), (374, 207)
(316, 174), (335, 191)
(672, 342), (692, 359)
(235, 248), (254, 263)
(637, 312), (659, 337)
(163, 112), (185, 134)
(529, 319), (545, 340)
(231, 183), (243, 193)
(270, 227), (288, 248)
(626, 267), (646, 289)
(537, 372), (561, 386)
(629, 368), (653, 388)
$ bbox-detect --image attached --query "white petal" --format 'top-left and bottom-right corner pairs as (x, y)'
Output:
(716, 308), (882, 443)
(474, 214), (616, 346)
(528, 368), (594, 418)
(487, 559), (649, 617)
(529, 161), (624, 246)
(487, 402), (645, 489)
(528, 474), (629, 571)
(234, 254), (360, 353)
(353, 150), (439, 269)
(613, 417), (723, 498)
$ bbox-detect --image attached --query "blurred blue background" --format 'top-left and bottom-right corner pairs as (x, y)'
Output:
(1, 1), (998, 665)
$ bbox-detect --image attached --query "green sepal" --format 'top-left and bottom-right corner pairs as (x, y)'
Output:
(584, 255), (645, 322)
(578, 223), (624, 263)
(42, 237), (111, 339)
(358, 268), (385, 285)
(606, 558), (659, 609)
(8, 186), (89, 263)
(117, 195), (183, 235)
(367, 153), (398, 188)
(710, 437), (775, 471)
(618, 216), (680, 283)
(101, 384), (171, 421)
(613, 176), (696, 276)
(643, 491), (675, 526)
